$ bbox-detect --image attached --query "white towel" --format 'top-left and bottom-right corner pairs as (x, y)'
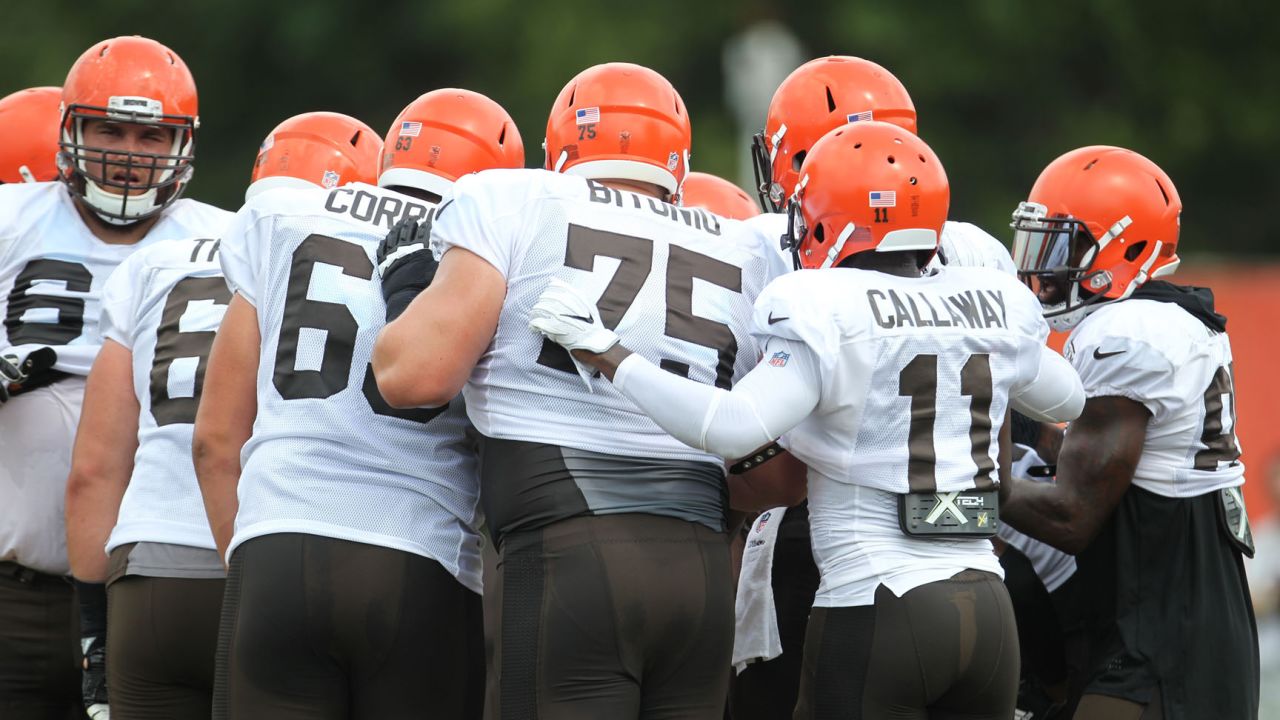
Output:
(732, 506), (787, 673)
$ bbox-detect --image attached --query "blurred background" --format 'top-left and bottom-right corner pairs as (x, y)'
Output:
(4, 0), (1279, 710)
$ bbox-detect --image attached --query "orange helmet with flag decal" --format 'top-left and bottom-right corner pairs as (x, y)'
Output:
(545, 63), (691, 200)
(380, 89), (524, 198)
(752, 56), (916, 213)
(787, 121), (947, 270)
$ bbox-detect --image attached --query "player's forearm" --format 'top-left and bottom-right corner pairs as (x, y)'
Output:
(1000, 477), (1093, 555)
(192, 437), (240, 563)
(372, 309), (463, 409)
(728, 450), (807, 512)
(65, 468), (128, 582)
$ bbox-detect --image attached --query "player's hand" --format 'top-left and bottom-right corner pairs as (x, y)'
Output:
(0, 353), (21, 403)
(0, 347), (59, 402)
(530, 279), (620, 391)
(530, 279), (619, 354)
(81, 632), (108, 719)
(377, 217), (439, 322)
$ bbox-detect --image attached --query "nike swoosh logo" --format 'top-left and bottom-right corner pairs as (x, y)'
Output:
(768, 313), (789, 325)
(567, 314), (593, 323)
(1093, 348), (1126, 360)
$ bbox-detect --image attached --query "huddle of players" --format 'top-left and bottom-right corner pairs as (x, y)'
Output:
(0, 33), (1257, 720)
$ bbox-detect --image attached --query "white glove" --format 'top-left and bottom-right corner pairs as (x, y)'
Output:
(529, 279), (620, 391)
(86, 703), (110, 720)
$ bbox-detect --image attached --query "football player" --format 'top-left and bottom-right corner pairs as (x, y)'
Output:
(1001, 146), (1259, 719)
(63, 111), (379, 720)
(682, 171), (761, 220)
(530, 120), (1084, 719)
(193, 90), (522, 719)
(0, 36), (230, 720)
(730, 55), (1026, 719)
(372, 62), (785, 719)
(0, 86), (61, 184)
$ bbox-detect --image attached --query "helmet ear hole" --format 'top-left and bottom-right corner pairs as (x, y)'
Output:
(1124, 240), (1147, 262)
(792, 150), (806, 172)
(813, 222), (825, 244)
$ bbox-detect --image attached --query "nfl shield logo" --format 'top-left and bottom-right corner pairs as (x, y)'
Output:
(769, 351), (790, 367)
(321, 170), (340, 189)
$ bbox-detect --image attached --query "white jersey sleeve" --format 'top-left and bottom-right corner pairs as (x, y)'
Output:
(217, 201), (270, 306)
(930, 220), (1017, 276)
(99, 250), (146, 348)
(104, 237), (231, 553)
(1064, 299), (1244, 497)
(431, 171), (533, 276)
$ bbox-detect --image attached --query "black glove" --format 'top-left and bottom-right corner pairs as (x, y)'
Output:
(75, 580), (109, 718)
(0, 347), (61, 402)
(377, 216), (439, 322)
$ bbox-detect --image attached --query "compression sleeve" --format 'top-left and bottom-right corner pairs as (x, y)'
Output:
(613, 338), (823, 460)
(1010, 345), (1085, 423)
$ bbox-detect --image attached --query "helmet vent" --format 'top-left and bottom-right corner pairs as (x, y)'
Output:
(825, 87), (837, 113)
(887, 155), (895, 164)
(498, 125), (507, 145)
(567, 87), (576, 107)
(1154, 179), (1170, 205)
(349, 130), (361, 146)
(853, 142), (862, 150)
(166, 52), (176, 65)
(918, 153), (926, 163)
(909, 177), (918, 185)
(1125, 241), (1147, 261)
(1083, 158), (1099, 171)
(791, 150), (806, 172)
(674, 97), (682, 115)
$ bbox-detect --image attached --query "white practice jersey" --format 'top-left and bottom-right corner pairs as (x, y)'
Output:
(1065, 299), (1245, 498)
(755, 266), (1049, 605)
(432, 169), (783, 465)
(930, 220), (1017, 275)
(100, 238), (230, 553)
(0, 182), (231, 374)
(219, 183), (481, 591)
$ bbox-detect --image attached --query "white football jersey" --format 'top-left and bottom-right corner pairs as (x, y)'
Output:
(931, 220), (1017, 275)
(100, 237), (229, 553)
(757, 266), (1048, 494)
(1065, 298), (1245, 498)
(219, 183), (481, 591)
(0, 182), (231, 374)
(755, 266), (1048, 606)
(432, 169), (783, 466)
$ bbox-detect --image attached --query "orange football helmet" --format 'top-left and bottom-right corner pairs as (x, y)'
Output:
(787, 121), (948, 270)
(246, 112), (382, 200)
(379, 89), (524, 198)
(58, 36), (199, 224)
(681, 172), (760, 220)
(0, 87), (62, 184)
(753, 56), (916, 213)
(1011, 146), (1181, 331)
(545, 63), (691, 199)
